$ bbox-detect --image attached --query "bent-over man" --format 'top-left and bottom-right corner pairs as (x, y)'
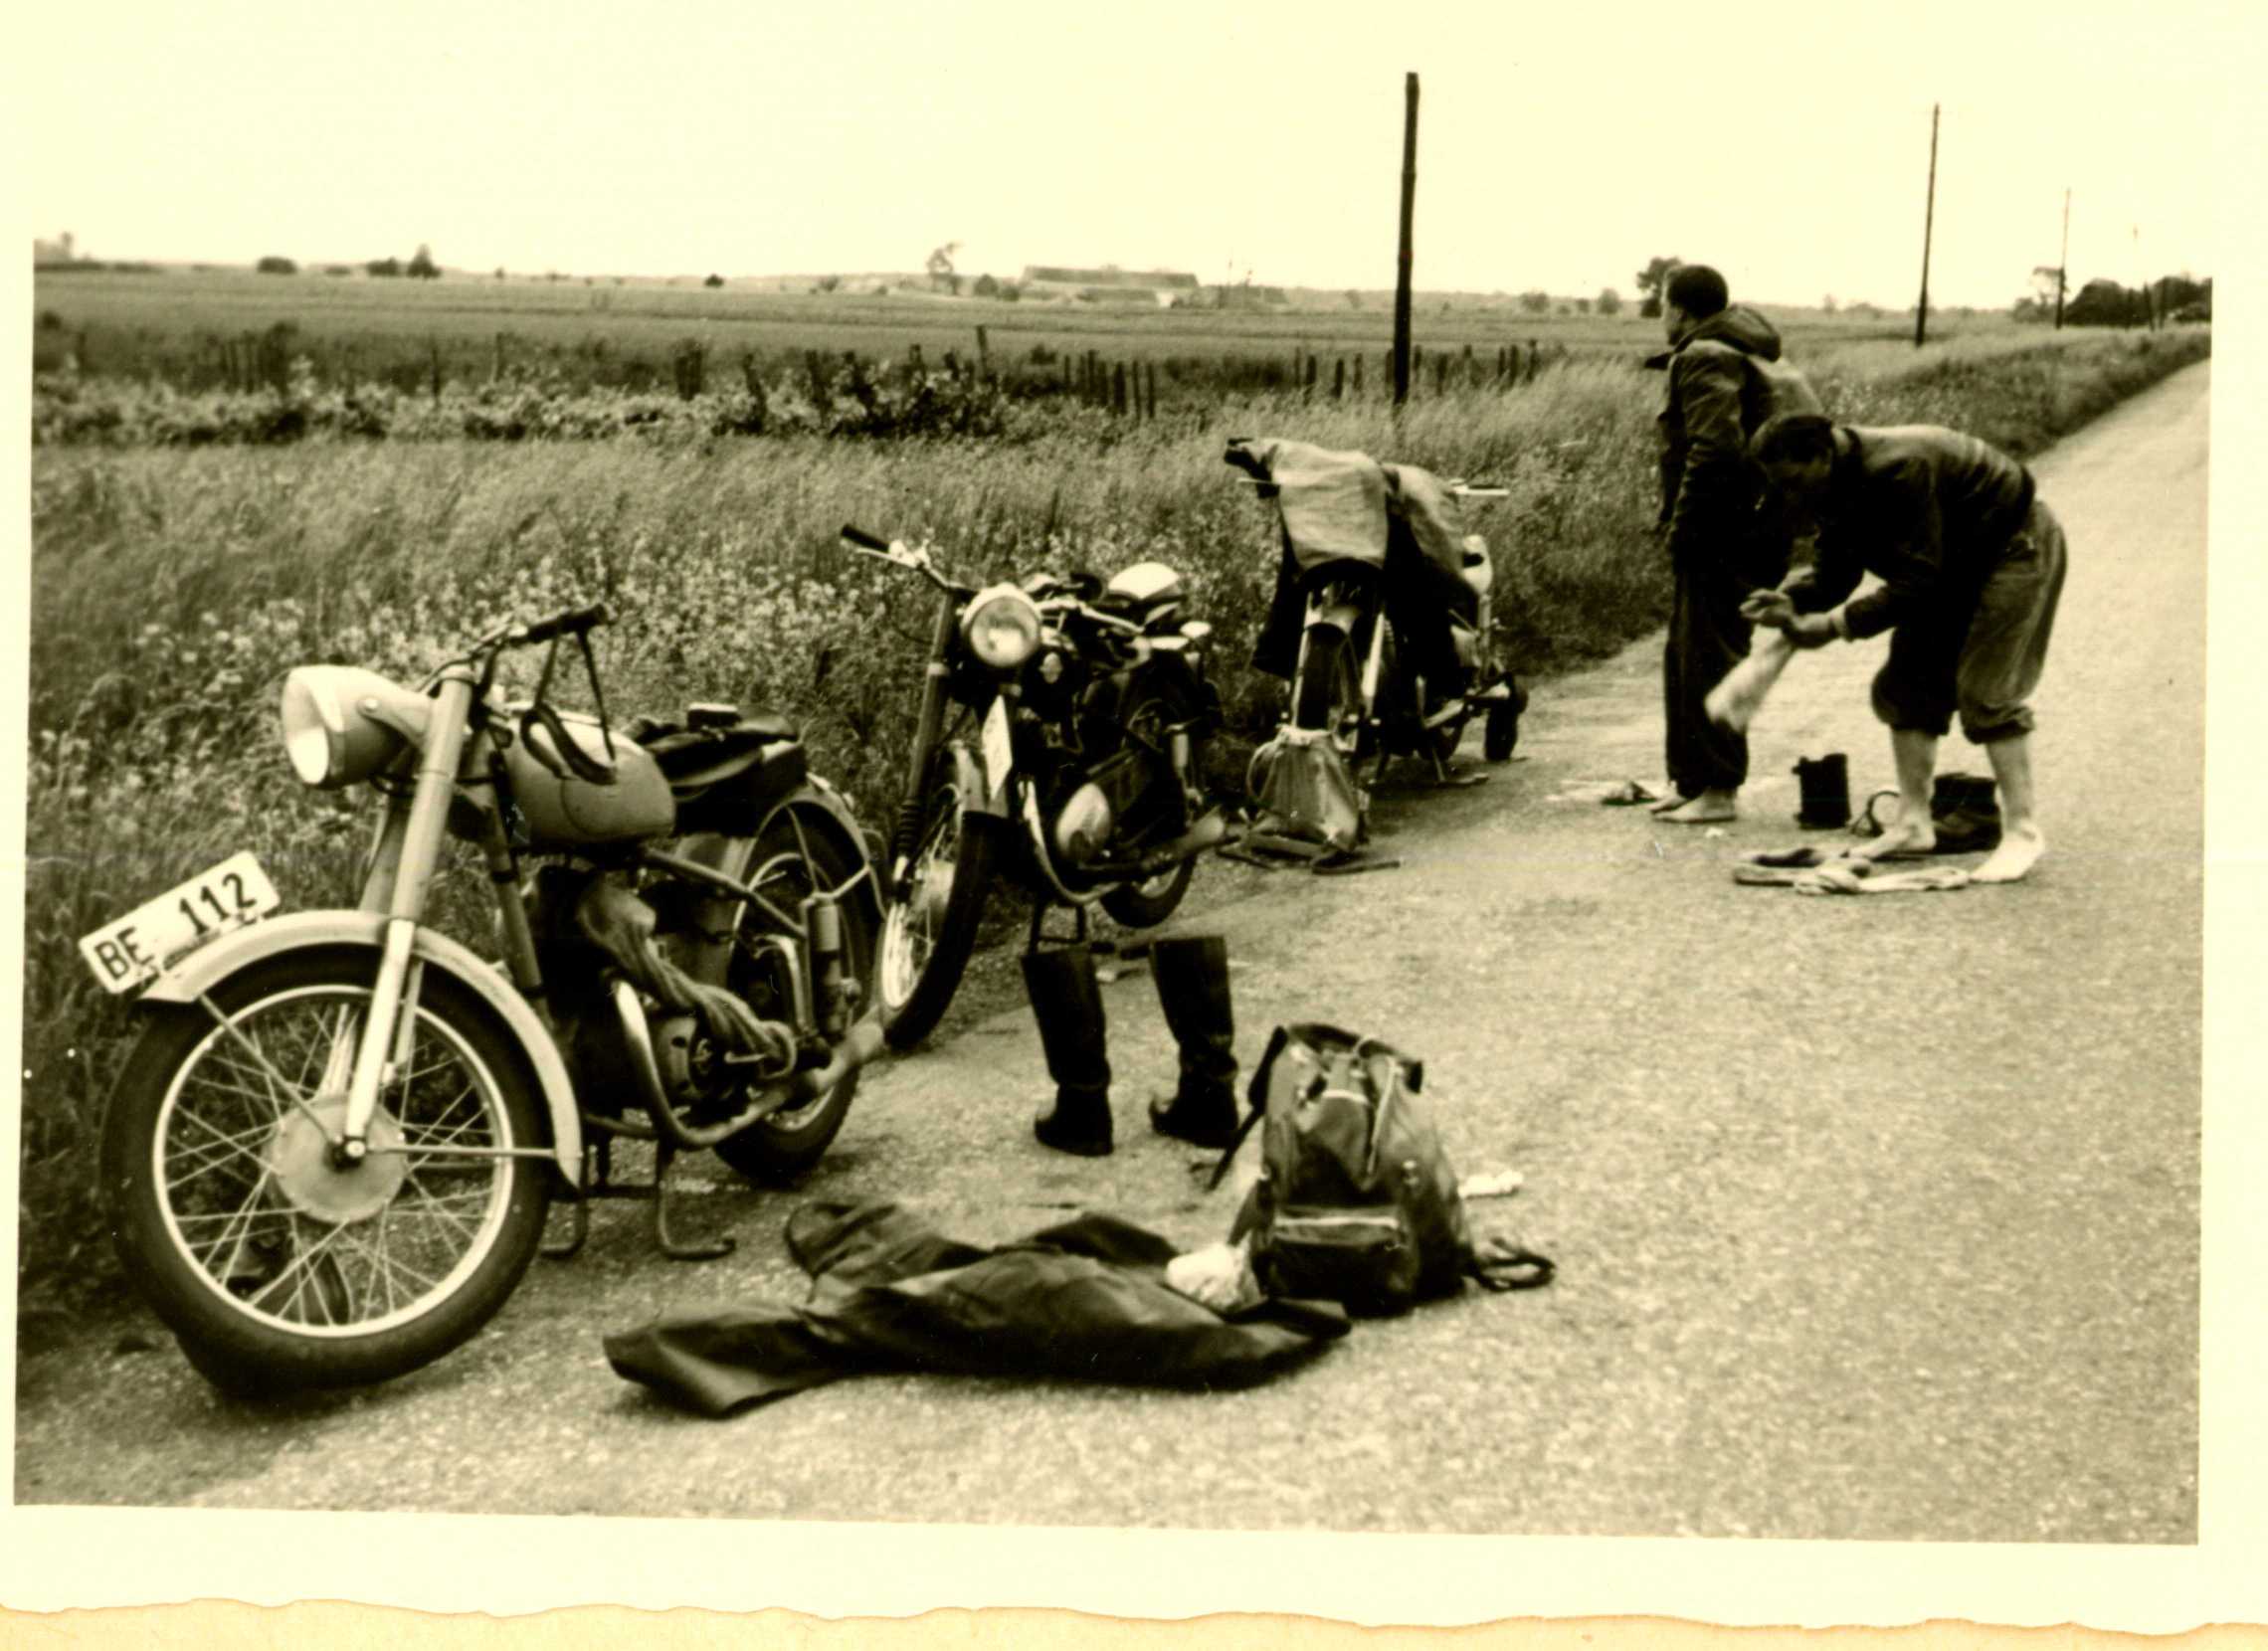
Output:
(1650, 264), (1823, 824)
(1742, 412), (2067, 884)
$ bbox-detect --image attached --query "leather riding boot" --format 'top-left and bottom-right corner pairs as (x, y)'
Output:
(1147, 935), (1241, 1149)
(1022, 947), (1113, 1157)
(1931, 773), (2003, 852)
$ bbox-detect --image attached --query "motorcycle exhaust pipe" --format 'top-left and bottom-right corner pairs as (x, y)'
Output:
(1130, 810), (1228, 878)
(791, 1012), (888, 1100)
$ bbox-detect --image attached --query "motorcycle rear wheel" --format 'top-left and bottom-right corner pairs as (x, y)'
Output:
(1099, 859), (1195, 929)
(712, 809), (881, 1184)
(874, 766), (997, 1051)
(1291, 621), (1373, 759)
(100, 950), (552, 1396)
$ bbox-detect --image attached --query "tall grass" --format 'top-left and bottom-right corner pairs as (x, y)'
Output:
(16, 325), (2208, 1305)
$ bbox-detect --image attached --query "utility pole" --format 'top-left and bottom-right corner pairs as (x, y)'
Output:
(2133, 223), (2153, 329)
(1914, 102), (1939, 348)
(2054, 188), (2070, 329)
(1393, 72), (1418, 409)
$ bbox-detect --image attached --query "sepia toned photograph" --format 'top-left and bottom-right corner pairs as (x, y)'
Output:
(5, 0), (2261, 1628)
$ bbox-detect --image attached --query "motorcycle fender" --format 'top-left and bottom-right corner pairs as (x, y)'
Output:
(753, 782), (887, 931)
(138, 910), (583, 1186)
(1308, 598), (1368, 637)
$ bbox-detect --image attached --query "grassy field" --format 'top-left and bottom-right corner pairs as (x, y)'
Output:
(17, 319), (2208, 1306)
(34, 265), (1962, 397)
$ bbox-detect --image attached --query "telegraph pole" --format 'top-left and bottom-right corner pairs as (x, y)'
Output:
(2054, 188), (2069, 329)
(1393, 72), (1418, 409)
(1914, 102), (1939, 348)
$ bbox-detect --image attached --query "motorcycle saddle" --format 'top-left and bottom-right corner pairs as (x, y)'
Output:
(632, 715), (801, 796)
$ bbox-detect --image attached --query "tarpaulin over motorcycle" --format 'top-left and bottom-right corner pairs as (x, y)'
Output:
(1227, 438), (1392, 573)
(602, 1199), (1349, 1417)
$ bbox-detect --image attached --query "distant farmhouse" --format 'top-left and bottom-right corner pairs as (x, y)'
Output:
(34, 232), (81, 266)
(1021, 266), (1201, 306)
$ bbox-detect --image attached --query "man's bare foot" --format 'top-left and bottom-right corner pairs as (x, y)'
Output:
(1971, 824), (2045, 883)
(1847, 817), (1937, 860)
(1658, 789), (1738, 825)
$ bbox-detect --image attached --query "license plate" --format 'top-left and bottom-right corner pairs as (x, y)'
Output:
(79, 851), (283, 996)
(980, 697), (1015, 801)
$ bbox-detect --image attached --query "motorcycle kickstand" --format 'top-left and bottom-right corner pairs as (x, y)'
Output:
(653, 1137), (737, 1261)
(541, 1134), (611, 1261)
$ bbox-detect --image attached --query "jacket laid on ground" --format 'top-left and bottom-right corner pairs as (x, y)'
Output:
(1782, 425), (2038, 642)
(603, 1200), (1348, 1416)
(1654, 305), (1823, 571)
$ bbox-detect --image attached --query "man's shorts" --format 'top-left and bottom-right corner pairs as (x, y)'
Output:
(1870, 499), (2068, 743)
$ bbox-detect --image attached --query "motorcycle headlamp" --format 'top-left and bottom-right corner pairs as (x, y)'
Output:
(280, 666), (428, 789)
(961, 585), (1043, 670)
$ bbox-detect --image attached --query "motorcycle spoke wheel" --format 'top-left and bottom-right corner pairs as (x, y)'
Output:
(880, 793), (963, 1014)
(153, 986), (520, 1337)
(875, 777), (995, 1049)
(713, 807), (881, 1183)
(103, 951), (551, 1393)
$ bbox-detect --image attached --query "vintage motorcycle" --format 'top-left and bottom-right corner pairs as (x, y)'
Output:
(83, 603), (882, 1394)
(841, 525), (1226, 1049)
(1227, 437), (1526, 781)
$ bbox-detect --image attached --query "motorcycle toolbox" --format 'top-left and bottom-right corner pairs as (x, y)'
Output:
(499, 710), (676, 848)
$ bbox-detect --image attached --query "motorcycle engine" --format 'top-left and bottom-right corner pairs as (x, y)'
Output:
(1052, 745), (1160, 865)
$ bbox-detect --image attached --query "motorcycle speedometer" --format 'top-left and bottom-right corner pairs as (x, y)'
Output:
(962, 584), (1042, 669)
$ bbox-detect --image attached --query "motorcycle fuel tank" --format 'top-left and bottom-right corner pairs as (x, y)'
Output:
(499, 710), (675, 848)
(1104, 561), (1185, 628)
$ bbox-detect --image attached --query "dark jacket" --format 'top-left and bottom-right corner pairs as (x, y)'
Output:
(1655, 305), (1823, 572)
(604, 1200), (1347, 1416)
(1782, 425), (2037, 641)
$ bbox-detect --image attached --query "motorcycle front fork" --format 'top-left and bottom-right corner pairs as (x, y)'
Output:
(331, 670), (485, 1164)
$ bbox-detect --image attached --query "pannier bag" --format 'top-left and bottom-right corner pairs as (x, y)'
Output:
(1214, 1023), (1552, 1316)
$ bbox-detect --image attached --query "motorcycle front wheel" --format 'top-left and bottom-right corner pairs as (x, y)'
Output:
(713, 808), (882, 1183)
(101, 950), (552, 1396)
(874, 765), (997, 1050)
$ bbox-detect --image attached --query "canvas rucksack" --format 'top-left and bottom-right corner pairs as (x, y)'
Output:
(1213, 1023), (1552, 1317)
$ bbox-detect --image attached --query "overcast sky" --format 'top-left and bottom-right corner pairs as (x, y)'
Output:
(13, 0), (2247, 307)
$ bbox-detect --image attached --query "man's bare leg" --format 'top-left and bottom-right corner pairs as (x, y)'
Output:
(1847, 728), (1939, 858)
(1973, 732), (2045, 882)
(1658, 786), (1738, 825)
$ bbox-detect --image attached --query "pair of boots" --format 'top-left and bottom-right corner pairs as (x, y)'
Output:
(1021, 936), (1239, 1158)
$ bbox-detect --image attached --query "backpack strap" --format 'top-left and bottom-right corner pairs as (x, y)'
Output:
(1204, 1024), (1291, 1192)
(1467, 1236), (1555, 1292)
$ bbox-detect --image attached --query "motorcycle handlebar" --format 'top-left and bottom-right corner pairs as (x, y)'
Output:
(516, 603), (612, 646)
(840, 524), (891, 553)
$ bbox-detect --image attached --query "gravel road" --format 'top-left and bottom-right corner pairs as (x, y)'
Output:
(12, 361), (2208, 1547)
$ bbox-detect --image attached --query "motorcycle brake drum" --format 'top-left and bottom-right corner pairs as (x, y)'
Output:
(264, 1098), (409, 1224)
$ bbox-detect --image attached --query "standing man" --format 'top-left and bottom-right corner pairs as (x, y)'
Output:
(1740, 412), (2065, 884)
(1650, 265), (1823, 824)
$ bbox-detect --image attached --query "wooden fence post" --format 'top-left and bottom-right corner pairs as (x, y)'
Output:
(807, 350), (828, 404)
(1112, 362), (1127, 416)
(1333, 359), (1346, 400)
(429, 337), (443, 403)
(1354, 354), (1365, 396)
(1305, 355), (1319, 397)
(975, 325), (989, 379)
(1145, 363), (1158, 420)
